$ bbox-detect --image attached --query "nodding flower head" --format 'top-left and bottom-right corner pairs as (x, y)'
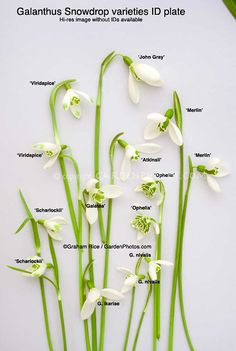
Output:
(38, 216), (68, 241)
(131, 213), (159, 241)
(135, 177), (164, 206)
(32, 142), (62, 169)
(63, 87), (93, 119)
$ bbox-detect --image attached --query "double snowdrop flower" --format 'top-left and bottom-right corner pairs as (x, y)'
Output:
(135, 177), (164, 206)
(38, 216), (68, 241)
(85, 179), (123, 224)
(32, 142), (63, 169)
(123, 56), (162, 104)
(23, 256), (50, 278)
(117, 267), (143, 293)
(118, 139), (161, 181)
(196, 157), (230, 192)
(81, 287), (124, 320)
(63, 87), (93, 119)
(144, 109), (183, 146)
(131, 213), (159, 241)
(147, 259), (173, 281)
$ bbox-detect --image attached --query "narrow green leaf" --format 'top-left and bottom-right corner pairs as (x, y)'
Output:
(223, 0), (236, 18)
(15, 217), (31, 234)
(7, 265), (31, 274)
(173, 91), (183, 131)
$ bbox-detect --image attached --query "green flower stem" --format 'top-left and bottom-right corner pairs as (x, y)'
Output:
(155, 182), (165, 344)
(48, 236), (67, 351)
(168, 92), (184, 351)
(123, 287), (136, 351)
(19, 191), (54, 351)
(132, 283), (153, 351)
(178, 157), (195, 351)
(49, 83), (91, 350)
(94, 51), (119, 244)
(99, 133), (123, 351)
(88, 223), (98, 351)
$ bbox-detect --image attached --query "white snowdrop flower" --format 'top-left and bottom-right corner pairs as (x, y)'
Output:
(148, 260), (173, 281)
(81, 287), (123, 320)
(144, 110), (183, 146)
(23, 256), (49, 278)
(38, 216), (68, 241)
(118, 139), (161, 181)
(85, 178), (122, 224)
(197, 157), (230, 192)
(131, 213), (159, 241)
(123, 56), (162, 104)
(135, 177), (164, 206)
(117, 267), (140, 293)
(63, 88), (93, 119)
(32, 142), (61, 169)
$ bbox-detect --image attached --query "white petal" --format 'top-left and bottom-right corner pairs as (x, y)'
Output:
(206, 175), (221, 192)
(124, 275), (138, 287)
(32, 143), (60, 153)
(86, 179), (98, 193)
(134, 184), (142, 192)
(135, 143), (161, 154)
(207, 157), (221, 169)
(117, 267), (133, 275)
(120, 155), (131, 181)
(81, 299), (96, 320)
(49, 216), (67, 224)
(125, 145), (137, 159)
(31, 264), (47, 277)
(121, 284), (133, 293)
(87, 288), (101, 303)
(62, 90), (72, 110)
(70, 104), (81, 119)
(156, 188), (164, 207)
(128, 71), (139, 104)
(149, 262), (158, 281)
(43, 154), (59, 169)
(47, 230), (62, 241)
(75, 90), (93, 104)
(147, 113), (166, 123)
(86, 206), (98, 225)
(153, 223), (160, 235)
(133, 63), (162, 86)
(142, 177), (155, 183)
(154, 260), (173, 266)
(168, 122), (183, 146)
(100, 185), (123, 199)
(101, 288), (124, 300)
(144, 121), (160, 140)
(137, 231), (145, 241)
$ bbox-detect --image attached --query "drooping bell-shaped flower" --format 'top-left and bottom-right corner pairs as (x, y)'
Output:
(81, 287), (123, 320)
(131, 213), (159, 241)
(148, 259), (173, 281)
(196, 157), (229, 192)
(135, 177), (164, 206)
(32, 142), (62, 169)
(23, 256), (50, 278)
(144, 109), (183, 146)
(38, 216), (67, 241)
(85, 179), (122, 224)
(117, 267), (140, 293)
(118, 139), (161, 181)
(123, 56), (162, 104)
(63, 87), (93, 119)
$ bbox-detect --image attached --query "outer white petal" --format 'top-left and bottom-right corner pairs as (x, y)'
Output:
(87, 288), (101, 303)
(206, 175), (221, 192)
(133, 63), (162, 86)
(154, 260), (173, 266)
(120, 155), (131, 181)
(147, 113), (166, 123)
(101, 288), (124, 300)
(32, 143), (60, 153)
(215, 166), (230, 177)
(137, 231), (146, 241)
(75, 90), (93, 103)
(86, 179), (98, 193)
(121, 284), (133, 293)
(128, 71), (139, 104)
(100, 185), (123, 199)
(70, 104), (81, 119)
(124, 275), (138, 287)
(134, 184), (142, 192)
(81, 300), (96, 320)
(168, 122), (183, 146)
(49, 216), (68, 224)
(62, 90), (72, 110)
(153, 223), (160, 235)
(43, 154), (59, 169)
(47, 230), (62, 241)
(31, 263), (47, 277)
(117, 267), (133, 275)
(149, 261), (158, 281)
(207, 157), (221, 169)
(135, 143), (161, 154)
(86, 206), (98, 225)
(125, 145), (137, 159)
(144, 121), (160, 140)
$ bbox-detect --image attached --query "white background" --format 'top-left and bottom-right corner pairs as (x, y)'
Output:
(0, 1), (236, 350)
